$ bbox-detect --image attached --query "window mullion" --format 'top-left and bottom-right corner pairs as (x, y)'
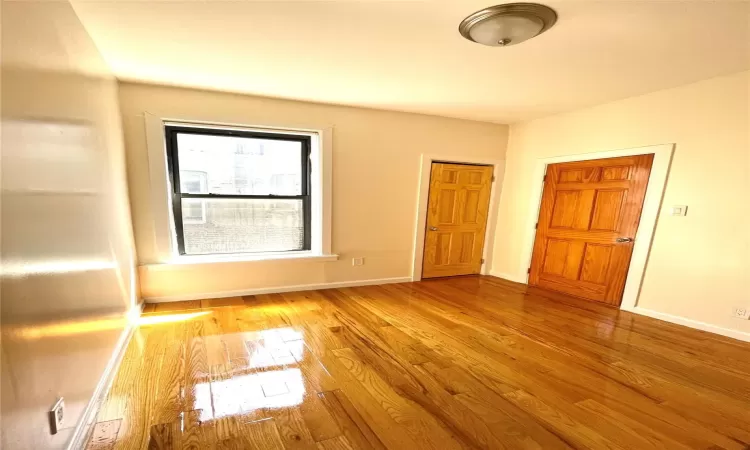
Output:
(180, 193), (305, 200)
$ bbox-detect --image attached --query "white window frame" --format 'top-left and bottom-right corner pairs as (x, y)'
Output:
(144, 115), (336, 264)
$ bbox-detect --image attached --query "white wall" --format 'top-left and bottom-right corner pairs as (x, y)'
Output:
(491, 71), (750, 336)
(117, 83), (509, 299)
(1, 2), (138, 448)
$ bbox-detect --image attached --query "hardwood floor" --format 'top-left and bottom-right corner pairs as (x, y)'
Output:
(85, 276), (750, 450)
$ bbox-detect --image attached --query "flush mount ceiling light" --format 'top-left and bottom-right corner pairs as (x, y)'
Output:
(459, 3), (557, 47)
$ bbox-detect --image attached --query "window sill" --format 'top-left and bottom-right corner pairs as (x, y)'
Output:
(141, 252), (339, 271)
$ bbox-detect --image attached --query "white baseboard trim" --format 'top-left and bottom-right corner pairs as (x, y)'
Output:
(622, 306), (750, 343)
(66, 303), (143, 450)
(144, 277), (413, 303)
(484, 272), (750, 343)
(486, 274), (750, 343)
(489, 271), (528, 284)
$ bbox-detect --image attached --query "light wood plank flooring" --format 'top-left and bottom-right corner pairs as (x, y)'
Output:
(85, 276), (750, 450)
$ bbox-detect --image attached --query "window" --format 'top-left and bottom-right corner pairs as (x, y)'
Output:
(165, 125), (311, 256)
(182, 198), (206, 225)
(181, 170), (208, 194)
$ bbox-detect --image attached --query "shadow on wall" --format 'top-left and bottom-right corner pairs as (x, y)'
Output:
(1, 2), (138, 449)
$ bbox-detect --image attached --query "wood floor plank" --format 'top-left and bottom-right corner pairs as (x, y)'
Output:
(86, 419), (122, 450)
(317, 390), (387, 450)
(299, 393), (343, 442)
(503, 390), (625, 450)
(242, 418), (285, 450)
(181, 410), (202, 450)
(183, 319), (211, 418)
(88, 276), (750, 450)
(147, 422), (173, 450)
(153, 300), (201, 312)
(113, 325), (168, 450)
(96, 328), (152, 422)
(153, 324), (187, 424)
(316, 435), (354, 450)
(331, 347), (463, 450)
(574, 399), (695, 450)
(317, 351), (425, 450)
(269, 407), (318, 450)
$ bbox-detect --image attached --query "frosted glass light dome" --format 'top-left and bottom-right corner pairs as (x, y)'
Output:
(459, 3), (557, 47)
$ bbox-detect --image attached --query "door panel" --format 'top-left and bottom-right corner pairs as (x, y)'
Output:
(590, 190), (626, 231)
(463, 189), (481, 223)
(549, 191), (580, 228)
(579, 243), (613, 284)
(528, 154), (654, 305)
(541, 239), (570, 276)
(422, 163), (493, 278)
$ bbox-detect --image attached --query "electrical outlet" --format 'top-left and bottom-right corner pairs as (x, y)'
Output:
(48, 398), (64, 435)
(670, 205), (688, 216)
(352, 257), (364, 266)
(731, 306), (750, 320)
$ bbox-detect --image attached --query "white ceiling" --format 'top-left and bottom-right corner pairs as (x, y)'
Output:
(71, 0), (750, 123)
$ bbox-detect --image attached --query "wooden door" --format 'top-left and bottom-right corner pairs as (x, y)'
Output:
(422, 163), (493, 278)
(529, 154), (654, 305)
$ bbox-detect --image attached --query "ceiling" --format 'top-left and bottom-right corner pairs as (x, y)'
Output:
(71, 0), (750, 124)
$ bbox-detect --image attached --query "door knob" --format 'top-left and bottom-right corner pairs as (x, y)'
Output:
(429, 227), (438, 231)
(616, 237), (633, 243)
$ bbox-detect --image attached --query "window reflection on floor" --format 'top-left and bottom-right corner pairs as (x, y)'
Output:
(194, 368), (305, 421)
(192, 327), (308, 421)
(246, 328), (305, 369)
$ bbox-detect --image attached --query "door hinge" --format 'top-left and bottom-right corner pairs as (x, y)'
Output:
(480, 258), (485, 264)
(491, 176), (495, 182)
(543, 175), (547, 182)
(535, 222), (538, 229)
(527, 267), (531, 274)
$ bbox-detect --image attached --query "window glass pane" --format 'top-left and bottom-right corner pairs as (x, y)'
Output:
(181, 170), (207, 194)
(181, 198), (304, 255)
(183, 199), (205, 224)
(176, 133), (303, 195)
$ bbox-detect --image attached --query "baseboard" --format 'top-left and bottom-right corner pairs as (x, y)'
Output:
(66, 302), (143, 450)
(144, 277), (413, 303)
(622, 306), (750, 343)
(489, 271), (528, 284)
(488, 274), (750, 343)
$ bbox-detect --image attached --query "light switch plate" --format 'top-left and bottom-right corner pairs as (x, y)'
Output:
(352, 257), (364, 266)
(670, 205), (688, 216)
